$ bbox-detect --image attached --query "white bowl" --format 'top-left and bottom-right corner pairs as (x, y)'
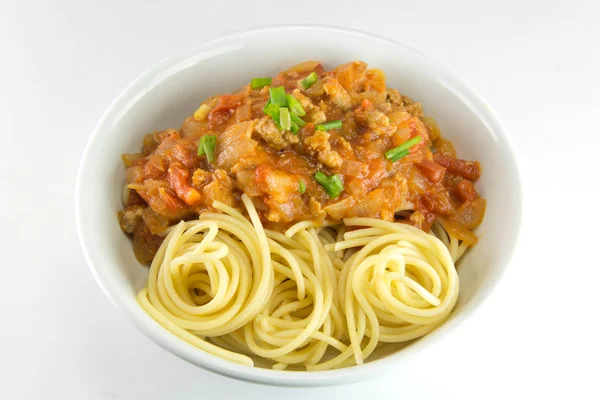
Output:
(76, 25), (522, 387)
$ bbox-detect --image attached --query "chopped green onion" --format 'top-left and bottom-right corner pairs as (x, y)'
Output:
(263, 98), (271, 113)
(298, 179), (306, 194)
(290, 112), (306, 127)
(396, 135), (422, 152)
(314, 171), (344, 198)
(290, 121), (300, 134)
(279, 107), (291, 130)
(301, 72), (318, 90)
(197, 135), (217, 162)
(386, 149), (410, 162)
(316, 120), (342, 131)
(285, 94), (306, 116)
(264, 103), (282, 129)
(264, 91), (304, 132)
(330, 174), (343, 191)
(264, 103), (280, 119)
(251, 77), (272, 89)
(384, 136), (422, 162)
(269, 86), (287, 107)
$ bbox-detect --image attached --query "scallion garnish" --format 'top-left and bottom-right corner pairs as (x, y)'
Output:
(197, 135), (217, 163)
(290, 112), (306, 127)
(290, 121), (300, 134)
(301, 72), (318, 90)
(384, 136), (422, 162)
(279, 107), (291, 131)
(298, 179), (306, 194)
(269, 86), (287, 107)
(285, 94), (306, 116)
(263, 98), (271, 113)
(387, 149), (410, 162)
(316, 120), (342, 131)
(251, 77), (272, 90)
(264, 103), (282, 129)
(314, 171), (344, 198)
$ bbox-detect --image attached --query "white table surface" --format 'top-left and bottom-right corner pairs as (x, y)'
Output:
(2, 0), (599, 398)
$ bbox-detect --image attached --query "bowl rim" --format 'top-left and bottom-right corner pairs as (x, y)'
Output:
(75, 24), (523, 387)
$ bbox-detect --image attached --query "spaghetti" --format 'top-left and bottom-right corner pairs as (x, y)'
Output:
(138, 194), (461, 370)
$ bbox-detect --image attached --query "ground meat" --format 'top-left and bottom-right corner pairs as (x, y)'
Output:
(387, 88), (403, 105)
(192, 168), (211, 188)
(303, 130), (343, 168)
(291, 89), (314, 111)
(323, 77), (352, 111)
(307, 109), (327, 124)
(304, 130), (330, 153)
(319, 151), (343, 168)
(283, 132), (300, 146)
(254, 116), (299, 150)
(355, 100), (397, 137)
(118, 205), (144, 233)
(202, 169), (235, 207)
(336, 136), (353, 152)
(402, 95), (424, 118)
(405, 102), (424, 118)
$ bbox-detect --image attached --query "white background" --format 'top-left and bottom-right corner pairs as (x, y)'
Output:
(1, 0), (599, 398)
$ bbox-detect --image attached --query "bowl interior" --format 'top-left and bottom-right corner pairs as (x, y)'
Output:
(76, 26), (521, 386)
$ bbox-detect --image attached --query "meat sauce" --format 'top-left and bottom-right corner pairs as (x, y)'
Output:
(118, 61), (486, 263)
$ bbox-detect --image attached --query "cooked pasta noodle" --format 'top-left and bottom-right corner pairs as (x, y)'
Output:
(119, 61), (486, 371)
(138, 194), (463, 370)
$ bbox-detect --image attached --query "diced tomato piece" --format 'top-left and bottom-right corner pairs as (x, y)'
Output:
(454, 179), (478, 202)
(167, 163), (202, 206)
(434, 154), (481, 180)
(416, 160), (446, 183)
(207, 95), (242, 128)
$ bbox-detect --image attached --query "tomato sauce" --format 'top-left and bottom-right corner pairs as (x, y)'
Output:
(118, 61), (485, 262)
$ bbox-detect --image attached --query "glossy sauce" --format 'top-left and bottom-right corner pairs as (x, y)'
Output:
(118, 61), (485, 262)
